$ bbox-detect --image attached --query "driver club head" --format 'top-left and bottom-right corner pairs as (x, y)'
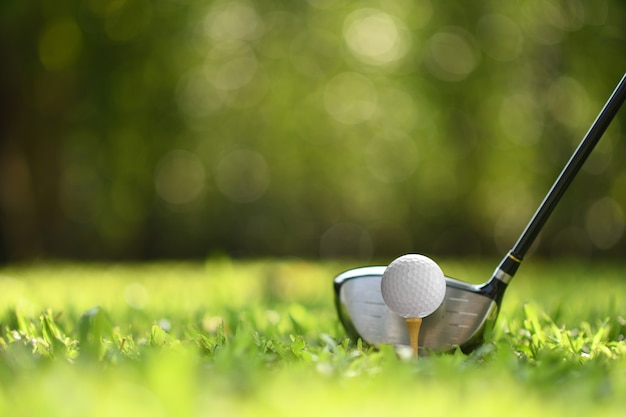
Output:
(334, 265), (509, 354)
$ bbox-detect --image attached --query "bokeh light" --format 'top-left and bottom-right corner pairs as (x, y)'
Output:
(215, 148), (270, 204)
(176, 68), (224, 122)
(545, 77), (589, 130)
(476, 14), (524, 62)
(493, 202), (537, 255)
(203, 41), (269, 109)
(211, 48), (258, 92)
(585, 197), (625, 250)
(543, 0), (585, 32)
(324, 72), (378, 124)
(203, 0), (263, 42)
(425, 27), (480, 82)
(154, 150), (206, 206)
(364, 131), (418, 183)
(583, 133), (613, 175)
(343, 8), (410, 66)
(88, 0), (127, 15)
(59, 131), (104, 224)
(206, 41), (258, 91)
(499, 92), (544, 145)
(104, 0), (152, 42)
(373, 87), (421, 131)
(124, 282), (148, 309)
(38, 17), (82, 71)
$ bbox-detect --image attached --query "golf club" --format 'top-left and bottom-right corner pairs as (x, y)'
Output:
(334, 72), (626, 354)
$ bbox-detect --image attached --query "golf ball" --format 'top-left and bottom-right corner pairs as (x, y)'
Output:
(381, 254), (446, 318)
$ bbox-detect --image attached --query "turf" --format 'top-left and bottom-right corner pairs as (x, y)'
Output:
(1, 259), (625, 416)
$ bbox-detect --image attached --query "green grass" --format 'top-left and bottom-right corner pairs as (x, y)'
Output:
(1, 259), (626, 416)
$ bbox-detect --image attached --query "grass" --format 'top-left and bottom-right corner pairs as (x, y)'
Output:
(1, 258), (626, 416)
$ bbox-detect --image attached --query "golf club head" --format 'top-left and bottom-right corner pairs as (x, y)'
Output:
(334, 266), (508, 354)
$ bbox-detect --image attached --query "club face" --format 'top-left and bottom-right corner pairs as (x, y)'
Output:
(334, 266), (502, 353)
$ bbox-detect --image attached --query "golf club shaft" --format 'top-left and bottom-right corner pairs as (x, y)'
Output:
(500, 72), (626, 277)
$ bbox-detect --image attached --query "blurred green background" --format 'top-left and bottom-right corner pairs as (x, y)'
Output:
(1, 0), (625, 262)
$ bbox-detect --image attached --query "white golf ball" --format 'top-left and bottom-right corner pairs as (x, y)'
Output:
(381, 254), (446, 318)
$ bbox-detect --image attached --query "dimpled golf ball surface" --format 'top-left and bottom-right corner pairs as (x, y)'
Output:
(381, 254), (446, 318)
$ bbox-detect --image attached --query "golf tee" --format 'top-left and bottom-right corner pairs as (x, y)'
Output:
(405, 317), (422, 358)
